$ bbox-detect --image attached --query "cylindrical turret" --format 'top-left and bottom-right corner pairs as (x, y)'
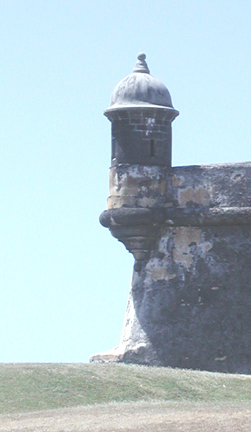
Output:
(104, 53), (179, 167)
(100, 54), (179, 263)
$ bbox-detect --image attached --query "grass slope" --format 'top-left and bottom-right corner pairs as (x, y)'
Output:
(1, 401), (251, 432)
(0, 363), (251, 414)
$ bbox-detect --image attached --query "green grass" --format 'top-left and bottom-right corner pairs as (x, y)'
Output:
(0, 363), (251, 415)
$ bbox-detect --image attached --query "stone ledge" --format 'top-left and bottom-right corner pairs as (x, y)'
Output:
(100, 206), (251, 229)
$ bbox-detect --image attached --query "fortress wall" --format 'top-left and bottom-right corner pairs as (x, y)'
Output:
(120, 223), (251, 373)
(92, 162), (251, 373)
(90, 54), (251, 372)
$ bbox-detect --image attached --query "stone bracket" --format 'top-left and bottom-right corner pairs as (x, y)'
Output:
(100, 208), (162, 262)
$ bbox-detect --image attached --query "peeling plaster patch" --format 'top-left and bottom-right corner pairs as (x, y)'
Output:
(109, 170), (120, 193)
(173, 227), (202, 270)
(178, 186), (210, 207)
(107, 195), (136, 209)
(151, 268), (176, 281)
(137, 197), (158, 207)
(110, 166), (167, 199)
(145, 258), (176, 282)
(109, 170), (139, 195)
(172, 175), (184, 187)
(173, 227), (212, 270)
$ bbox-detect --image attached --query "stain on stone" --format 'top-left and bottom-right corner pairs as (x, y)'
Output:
(145, 257), (176, 282)
(178, 186), (210, 207)
(173, 227), (201, 270)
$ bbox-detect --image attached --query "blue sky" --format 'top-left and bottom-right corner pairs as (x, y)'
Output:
(0, 0), (251, 362)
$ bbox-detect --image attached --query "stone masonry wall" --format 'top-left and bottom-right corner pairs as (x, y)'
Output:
(119, 224), (251, 373)
(110, 109), (172, 166)
(91, 162), (251, 373)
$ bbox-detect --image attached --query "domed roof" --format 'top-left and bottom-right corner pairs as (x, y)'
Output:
(105, 53), (179, 118)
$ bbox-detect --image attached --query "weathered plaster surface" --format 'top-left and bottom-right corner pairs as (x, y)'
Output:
(118, 224), (251, 373)
(107, 162), (251, 210)
(91, 162), (251, 373)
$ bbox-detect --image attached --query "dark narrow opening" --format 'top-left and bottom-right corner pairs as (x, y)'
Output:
(150, 139), (155, 157)
(111, 138), (116, 162)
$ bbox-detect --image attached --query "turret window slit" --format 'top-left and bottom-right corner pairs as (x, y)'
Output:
(150, 139), (155, 157)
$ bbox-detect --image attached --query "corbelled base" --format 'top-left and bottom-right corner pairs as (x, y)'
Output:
(99, 208), (163, 263)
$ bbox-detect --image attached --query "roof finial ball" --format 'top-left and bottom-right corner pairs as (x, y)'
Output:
(104, 53), (179, 167)
(133, 52), (150, 74)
